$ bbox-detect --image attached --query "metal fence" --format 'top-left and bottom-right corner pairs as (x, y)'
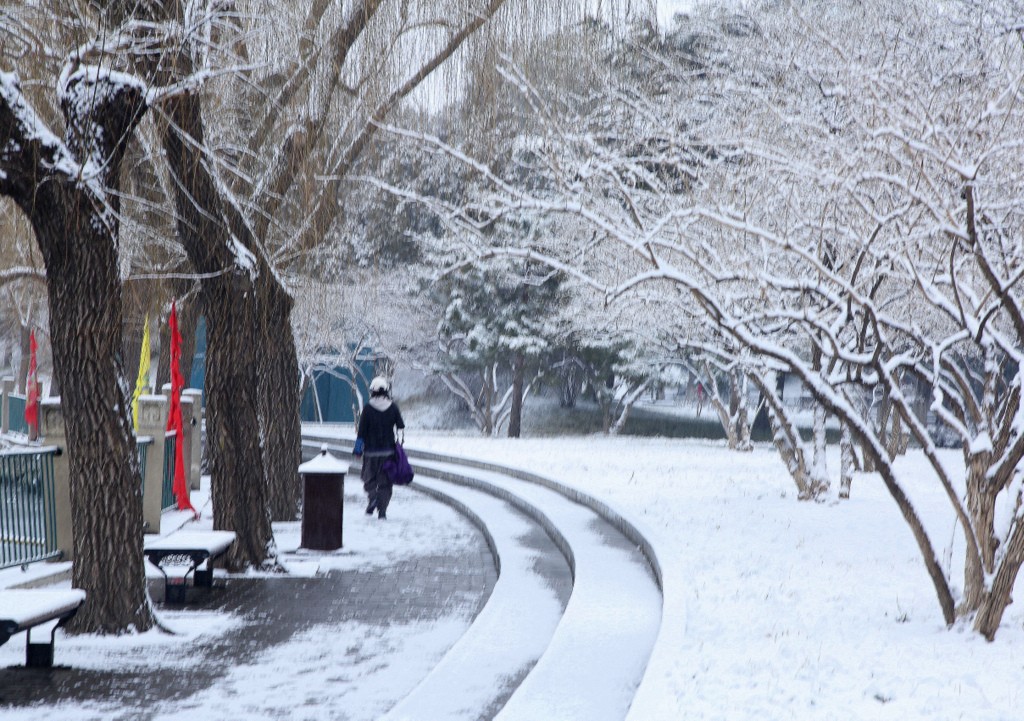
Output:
(0, 446), (59, 570)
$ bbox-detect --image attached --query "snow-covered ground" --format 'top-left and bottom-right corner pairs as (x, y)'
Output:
(657, 0), (696, 26)
(411, 433), (1024, 721)
(3, 431), (1023, 720)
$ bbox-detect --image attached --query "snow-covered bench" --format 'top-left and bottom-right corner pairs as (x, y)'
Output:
(0, 589), (87, 668)
(144, 530), (237, 604)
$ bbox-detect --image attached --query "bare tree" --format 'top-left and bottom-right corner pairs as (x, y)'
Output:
(394, 1), (1024, 639)
(139, 0), (596, 532)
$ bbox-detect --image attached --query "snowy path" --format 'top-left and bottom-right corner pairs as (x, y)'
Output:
(409, 456), (663, 721)
(303, 436), (665, 718)
(378, 475), (569, 721)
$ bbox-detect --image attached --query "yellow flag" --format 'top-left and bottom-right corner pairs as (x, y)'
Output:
(131, 314), (151, 431)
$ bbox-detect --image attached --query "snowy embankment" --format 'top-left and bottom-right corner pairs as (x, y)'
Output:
(409, 457), (662, 721)
(411, 432), (1024, 721)
(377, 475), (567, 721)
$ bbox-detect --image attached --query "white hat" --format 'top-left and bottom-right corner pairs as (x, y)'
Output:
(369, 376), (390, 395)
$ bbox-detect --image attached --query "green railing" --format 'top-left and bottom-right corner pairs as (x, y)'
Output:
(0, 446), (59, 570)
(137, 435), (152, 492)
(162, 432), (176, 511)
(7, 394), (27, 435)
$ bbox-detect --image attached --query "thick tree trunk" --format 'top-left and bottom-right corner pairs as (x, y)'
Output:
(203, 274), (275, 567)
(42, 211), (152, 633)
(260, 280), (302, 522)
(1, 69), (154, 634)
(177, 297), (200, 390)
(161, 91), (273, 569)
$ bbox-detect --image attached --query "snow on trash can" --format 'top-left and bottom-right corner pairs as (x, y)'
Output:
(299, 446), (349, 550)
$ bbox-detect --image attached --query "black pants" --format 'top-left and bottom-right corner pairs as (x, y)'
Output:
(361, 454), (393, 516)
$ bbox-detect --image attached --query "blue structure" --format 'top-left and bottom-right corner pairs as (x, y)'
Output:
(189, 316), (207, 393)
(189, 318), (374, 423)
(300, 351), (377, 423)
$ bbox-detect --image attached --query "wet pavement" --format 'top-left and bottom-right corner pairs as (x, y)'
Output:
(0, 449), (581, 721)
(0, 547), (497, 718)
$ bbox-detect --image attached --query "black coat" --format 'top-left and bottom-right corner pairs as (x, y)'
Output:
(357, 401), (405, 454)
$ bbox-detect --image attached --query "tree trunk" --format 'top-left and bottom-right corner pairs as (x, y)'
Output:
(156, 310), (171, 391)
(960, 451), (997, 612)
(508, 351), (524, 438)
(16, 323), (30, 393)
(703, 363), (737, 448)
(161, 91), (273, 569)
(1, 69), (154, 634)
(749, 372), (827, 500)
(886, 404), (905, 459)
(42, 210), (153, 633)
(839, 422), (854, 499)
(855, 425), (957, 626)
(560, 355), (580, 408)
(203, 274), (274, 567)
(731, 369), (753, 451)
(973, 522), (1024, 640)
(178, 297), (200, 390)
(260, 279), (302, 522)
(812, 401), (828, 483)
(708, 382), (738, 447)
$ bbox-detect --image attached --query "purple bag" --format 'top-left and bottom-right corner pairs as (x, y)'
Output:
(382, 442), (414, 486)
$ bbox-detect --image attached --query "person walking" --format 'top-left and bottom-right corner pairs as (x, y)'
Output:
(353, 376), (405, 520)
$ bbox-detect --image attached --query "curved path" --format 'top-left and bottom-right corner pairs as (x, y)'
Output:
(378, 474), (570, 721)
(306, 436), (664, 720)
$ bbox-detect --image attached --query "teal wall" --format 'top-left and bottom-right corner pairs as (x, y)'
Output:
(300, 355), (376, 423)
(189, 320), (374, 423)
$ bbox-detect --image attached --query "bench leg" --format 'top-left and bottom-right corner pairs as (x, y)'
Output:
(25, 626), (56, 669)
(194, 567), (213, 588)
(165, 578), (188, 604)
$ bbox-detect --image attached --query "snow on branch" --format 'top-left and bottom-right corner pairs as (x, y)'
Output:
(0, 71), (84, 195)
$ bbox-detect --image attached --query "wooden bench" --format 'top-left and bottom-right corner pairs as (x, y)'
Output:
(144, 530), (237, 604)
(0, 589), (87, 668)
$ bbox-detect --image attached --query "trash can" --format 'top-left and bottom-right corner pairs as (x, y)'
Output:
(299, 446), (349, 550)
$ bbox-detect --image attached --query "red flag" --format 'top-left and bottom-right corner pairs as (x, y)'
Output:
(166, 302), (195, 514)
(24, 329), (39, 436)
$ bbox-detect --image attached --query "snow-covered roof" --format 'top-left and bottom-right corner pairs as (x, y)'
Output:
(298, 447), (350, 475)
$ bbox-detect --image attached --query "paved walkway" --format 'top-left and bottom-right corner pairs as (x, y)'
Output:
(0, 548), (498, 718)
(1, 439), (661, 720)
